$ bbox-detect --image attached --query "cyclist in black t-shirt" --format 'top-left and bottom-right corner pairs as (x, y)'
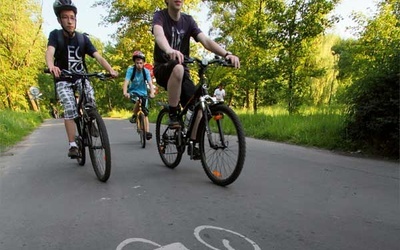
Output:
(45, 0), (118, 159)
(152, 0), (240, 156)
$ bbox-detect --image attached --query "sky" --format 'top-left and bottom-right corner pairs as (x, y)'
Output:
(41, 0), (379, 44)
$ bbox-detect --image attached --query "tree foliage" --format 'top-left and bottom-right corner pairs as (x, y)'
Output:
(0, 0), (46, 110)
(343, 1), (400, 158)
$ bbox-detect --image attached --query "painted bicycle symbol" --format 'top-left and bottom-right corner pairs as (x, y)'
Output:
(116, 225), (261, 250)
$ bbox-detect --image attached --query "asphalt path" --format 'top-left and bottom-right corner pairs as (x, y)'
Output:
(0, 118), (399, 250)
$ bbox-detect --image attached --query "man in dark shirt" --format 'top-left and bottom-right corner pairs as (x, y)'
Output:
(152, 0), (240, 131)
(45, 0), (118, 158)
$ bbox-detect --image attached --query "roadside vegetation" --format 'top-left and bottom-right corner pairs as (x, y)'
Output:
(0, 110), (45, 153)
(0, 105), (366, 159)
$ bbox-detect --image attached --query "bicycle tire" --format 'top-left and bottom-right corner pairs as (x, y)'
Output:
(75, 135), (86, 166)
(87, 111), (111, 182)
(199, 104), (246, 186)
(155, 108), (183, 169)
(138, 113), (146, 148)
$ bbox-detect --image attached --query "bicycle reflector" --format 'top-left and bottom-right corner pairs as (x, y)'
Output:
(212, 170), (222, 178)
(213, 114), (223, 120)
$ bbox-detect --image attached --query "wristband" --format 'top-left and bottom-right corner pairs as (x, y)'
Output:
(224, 52), (232, 58)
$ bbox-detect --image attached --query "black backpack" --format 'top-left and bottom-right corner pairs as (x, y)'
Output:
(130, 66), (150, 86)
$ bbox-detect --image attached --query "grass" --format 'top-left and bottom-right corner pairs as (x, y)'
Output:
(0, 110), (45, 153)
(237, 109), (347, 150)
(0, 105), (350, 155)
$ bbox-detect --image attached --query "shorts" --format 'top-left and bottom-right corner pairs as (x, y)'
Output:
(153, 60), (195, 107)
(56, 79), (95, 120)
(129, 92), (149, 116)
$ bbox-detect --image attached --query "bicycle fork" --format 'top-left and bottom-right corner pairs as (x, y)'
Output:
(200, 100), (227, 150)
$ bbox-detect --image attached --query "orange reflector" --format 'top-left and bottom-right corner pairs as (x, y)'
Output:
(213, 114), (223, 120)
(212, 170), (222, 178)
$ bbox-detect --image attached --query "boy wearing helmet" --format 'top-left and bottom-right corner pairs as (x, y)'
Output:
(45, 0), (118, 158)
(123, 51), (155, 140)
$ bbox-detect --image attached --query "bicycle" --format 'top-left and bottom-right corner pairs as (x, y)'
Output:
(129, 93), (149, 148)
(45, 69), (112, 182)
(155, 57), (246, 186)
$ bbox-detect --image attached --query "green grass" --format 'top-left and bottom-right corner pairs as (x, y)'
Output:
(236, 105), (349, 151)
(0, 105), (350, 155)
(0, 110), (45, 153)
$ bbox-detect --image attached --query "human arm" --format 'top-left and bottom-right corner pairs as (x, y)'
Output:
(196, 33), (240, 68)
(153, 24), (184, 64)
(45, 45), (62, 78)
(146, 70), (155, 98)
(92, 52), (118, 77)
(123, 79), (130, 99)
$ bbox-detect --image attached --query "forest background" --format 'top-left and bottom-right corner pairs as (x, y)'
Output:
(0, 0), (398, 159)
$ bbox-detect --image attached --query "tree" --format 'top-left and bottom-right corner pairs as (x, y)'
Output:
(263, 0), (340, 113)
(0, 0), (46, 111)
(343, 0), (399, 158)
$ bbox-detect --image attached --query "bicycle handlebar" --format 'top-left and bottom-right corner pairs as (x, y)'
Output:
(184, 56), (234, 67)
(44, 69), (112, 80)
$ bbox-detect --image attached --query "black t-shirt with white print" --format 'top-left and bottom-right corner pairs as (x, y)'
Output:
(47, 29), (97, 82)
(152, 9), (202, 65)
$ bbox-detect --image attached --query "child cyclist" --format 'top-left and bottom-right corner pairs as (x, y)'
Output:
(123, 51), (155, 140)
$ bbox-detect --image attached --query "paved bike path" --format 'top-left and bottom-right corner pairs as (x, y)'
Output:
(0, 118), (398, 250)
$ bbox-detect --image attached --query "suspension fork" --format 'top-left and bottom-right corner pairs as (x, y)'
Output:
(200, 100), (228, 149)
(200, 99), (218, 149)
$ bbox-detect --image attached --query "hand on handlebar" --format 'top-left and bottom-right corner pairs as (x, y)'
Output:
(226, 54), (240, 68)
(48, 66), (61, 78)
(166, 49), (184, 64)
(109, 69), (118, 78)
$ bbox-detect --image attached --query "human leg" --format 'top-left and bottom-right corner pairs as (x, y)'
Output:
(57, 81), (79, 158)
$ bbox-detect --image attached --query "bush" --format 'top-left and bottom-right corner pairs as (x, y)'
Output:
(345, 74), (399, 159)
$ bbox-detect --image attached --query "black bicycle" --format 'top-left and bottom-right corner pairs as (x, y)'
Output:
(155, 57), (246, 186)
(45, 69), (112, 182)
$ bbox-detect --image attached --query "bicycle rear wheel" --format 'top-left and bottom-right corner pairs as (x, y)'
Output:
(155, 108), (183, 169)
(138, 113), (146, 148)
(87, 110), (111, 182)
(199, 104), (246, 186)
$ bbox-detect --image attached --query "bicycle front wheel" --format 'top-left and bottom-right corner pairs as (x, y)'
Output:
(199, 104), (246, 186)
(138, 113), (146, 148)
(75, 135), (86, 166)
(155, 108), (183, 169)
(87, 111), (111, 182)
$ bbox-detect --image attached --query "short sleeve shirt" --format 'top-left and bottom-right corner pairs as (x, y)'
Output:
(47, 30), (97, 81)
(125, 66), (151, 96)
(152, 9), (202, 64)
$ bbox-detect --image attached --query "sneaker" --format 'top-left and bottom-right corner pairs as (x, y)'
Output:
(68, 146), (79, 159)
(129, 115), (136, 124)
(187, 144), (201, 160)
(168, 113), (181, 129)
(146, 132), (152, 140)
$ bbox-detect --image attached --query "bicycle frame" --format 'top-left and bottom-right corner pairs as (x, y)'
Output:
(176, 58), (229, 149)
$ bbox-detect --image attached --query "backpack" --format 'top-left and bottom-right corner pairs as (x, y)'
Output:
(130, 66), (150, 86)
